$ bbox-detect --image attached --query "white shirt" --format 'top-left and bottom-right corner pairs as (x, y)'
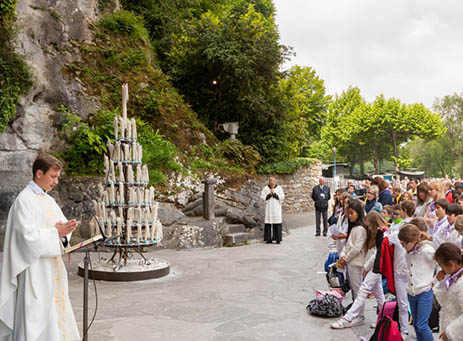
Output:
(405, 242), (435, 296)
(260, 185), (285, 224)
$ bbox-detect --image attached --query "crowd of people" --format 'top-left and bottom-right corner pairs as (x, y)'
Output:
(327, 176), (463, 341)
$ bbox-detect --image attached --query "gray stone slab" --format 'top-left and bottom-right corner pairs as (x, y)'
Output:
(224, 232), (248, 245)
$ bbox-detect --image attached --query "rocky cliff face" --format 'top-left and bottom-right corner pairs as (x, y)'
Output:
(0, 0), (117, 232)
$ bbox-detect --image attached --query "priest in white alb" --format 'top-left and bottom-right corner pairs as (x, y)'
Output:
(260, 177), (285, 244)
(0, 153), (80, 341)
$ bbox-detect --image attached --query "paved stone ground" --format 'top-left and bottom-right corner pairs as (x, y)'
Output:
(62, 211), (436, 340)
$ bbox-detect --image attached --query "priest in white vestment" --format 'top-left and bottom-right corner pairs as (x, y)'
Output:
(0, 153), (80, 341)
(260, 177), (285, 244)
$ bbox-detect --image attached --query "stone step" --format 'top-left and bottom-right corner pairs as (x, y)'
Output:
(222, 224), (246, 234)
(224, 232), (249, 245)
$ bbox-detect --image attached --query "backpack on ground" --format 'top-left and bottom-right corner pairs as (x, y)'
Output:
(369, 315), (403, 341)
(324, 251), (339, 273)
(327, 263), (350, 294)
(377, 301), (399, 326)
(306, 294), (343, 318)
(428, 296), (440, 332)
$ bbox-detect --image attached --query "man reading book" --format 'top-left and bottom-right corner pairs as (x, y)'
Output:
(0, 153), (80, 341)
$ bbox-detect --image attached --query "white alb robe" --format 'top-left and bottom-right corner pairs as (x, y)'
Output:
(260, 185), (284, 224)
(0, 186), (80, 341)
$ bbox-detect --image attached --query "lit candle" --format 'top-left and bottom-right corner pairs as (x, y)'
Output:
(118, 162), (124, 183)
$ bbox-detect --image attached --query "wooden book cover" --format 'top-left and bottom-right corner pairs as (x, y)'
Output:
(64, 234), (103, 254)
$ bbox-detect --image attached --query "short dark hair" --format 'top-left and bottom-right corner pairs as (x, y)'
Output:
(32, 153), (63, 179)
(435, 242), (463, 266)
(399, 200), (415, 217)
(455, 182), (463, 190)
(435, 198), (449, 211)
(447, 203), (463, 216)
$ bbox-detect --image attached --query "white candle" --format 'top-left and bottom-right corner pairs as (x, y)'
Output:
(104, 155), (109, 178)
(97, 183), (104, 198)
(142, 165), (149, 184)
(126, 219), (132, 244)
(120, 117), (126, 139)
(136, 164), (142, 184)
(144, 221), (150, 241)
(127, 165), (134, 184)
(138, 189), (144, 206)
(123, 144), (130, 162)
(127, 119), (132, 140)
(110, 161), (115, 183)
(92, 200), (99, 217)
(144, 189), (150, 205)
(119, 182), (124, 204)
(151, 202), (159, 224)
(114, 116), (119, 140)
(136, 223), (142, 243)
(101, 201), (107, 221)
(116, 217), (122, 243)
(110, 182), (115, 204)
(150, 219), (156, 241)
(106, 215), (112, 237)
(118, 162), (124, 183)
(122, 83), (128, 120)
(103, 191), (109, 206)
(154, 221), (163, 240)
(137, 144), (143, 162)
(128, 207), (134, 220)
(115, 141), (121, 162)
(107, 140), (114, 160)
(149, 186), (155, 205)
(131, 118), (137, 140)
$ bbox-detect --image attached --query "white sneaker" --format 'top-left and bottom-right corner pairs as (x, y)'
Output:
(401, 332), (408, 340)
(331, 316), (364, 329)
(370, 322), (377, 329)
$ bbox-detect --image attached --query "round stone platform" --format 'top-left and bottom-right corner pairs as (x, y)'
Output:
(78, 257), (170, 281)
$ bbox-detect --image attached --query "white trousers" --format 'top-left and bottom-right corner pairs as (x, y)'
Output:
(347, 264), (363, 302)
(345, 271), (385, 321)
(395, 275), (409, 334)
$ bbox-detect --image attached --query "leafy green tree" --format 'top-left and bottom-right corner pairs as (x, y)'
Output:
(278, 65), (330, 157)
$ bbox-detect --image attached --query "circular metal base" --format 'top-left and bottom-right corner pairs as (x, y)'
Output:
(78, 258), (170, 281)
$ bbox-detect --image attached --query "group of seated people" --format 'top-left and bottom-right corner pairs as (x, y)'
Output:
(327, 176), (463, 341)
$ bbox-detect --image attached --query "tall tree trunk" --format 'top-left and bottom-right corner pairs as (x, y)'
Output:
(373, 150), (380, 174)
(360, 156), (365, 176)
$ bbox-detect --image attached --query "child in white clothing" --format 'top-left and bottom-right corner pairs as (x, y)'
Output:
(398, 224), (435, 341)
(432, 198), (449, 248)
(434, 242), (463, 341)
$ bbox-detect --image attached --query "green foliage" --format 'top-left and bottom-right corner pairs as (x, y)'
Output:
(100, 10), (149, 43)
(58, 107), (111, 175)
(189, 139), (260, 173)
(136, 119), (181, 183)
(257, 157), (317, 174)
(124, 0), (292, 164)
(0, 0), (33, 132)
(0, 0), (16, 23)
(318, 87), (444, 175)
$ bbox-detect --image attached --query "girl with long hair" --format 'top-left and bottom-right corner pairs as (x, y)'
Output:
(331, 211), (386, 329)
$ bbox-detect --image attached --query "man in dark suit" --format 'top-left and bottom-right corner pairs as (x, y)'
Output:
(311, 177), (331, 236)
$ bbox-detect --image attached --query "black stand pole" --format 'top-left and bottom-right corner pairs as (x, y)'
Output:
(83, 250), (90, 341)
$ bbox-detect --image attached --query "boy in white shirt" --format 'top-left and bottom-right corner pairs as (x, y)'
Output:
(432, 198), (450, 248)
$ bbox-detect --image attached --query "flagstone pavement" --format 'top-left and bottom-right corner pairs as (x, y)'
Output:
(65, 211), (438, 340)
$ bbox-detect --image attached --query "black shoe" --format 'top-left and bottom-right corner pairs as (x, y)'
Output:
(265, 241), (272, 244)
(323, 233), (327, 237)
(315, 233), (320, 236)
(276, 241), (280, 244)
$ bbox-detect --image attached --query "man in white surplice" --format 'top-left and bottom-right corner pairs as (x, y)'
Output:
(260, 177), (285, 244)
(0, 153), (80, 341)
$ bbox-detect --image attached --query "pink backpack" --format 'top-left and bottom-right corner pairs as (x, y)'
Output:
(377, 301), (398, 324)
(370, 315), (403, 341)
